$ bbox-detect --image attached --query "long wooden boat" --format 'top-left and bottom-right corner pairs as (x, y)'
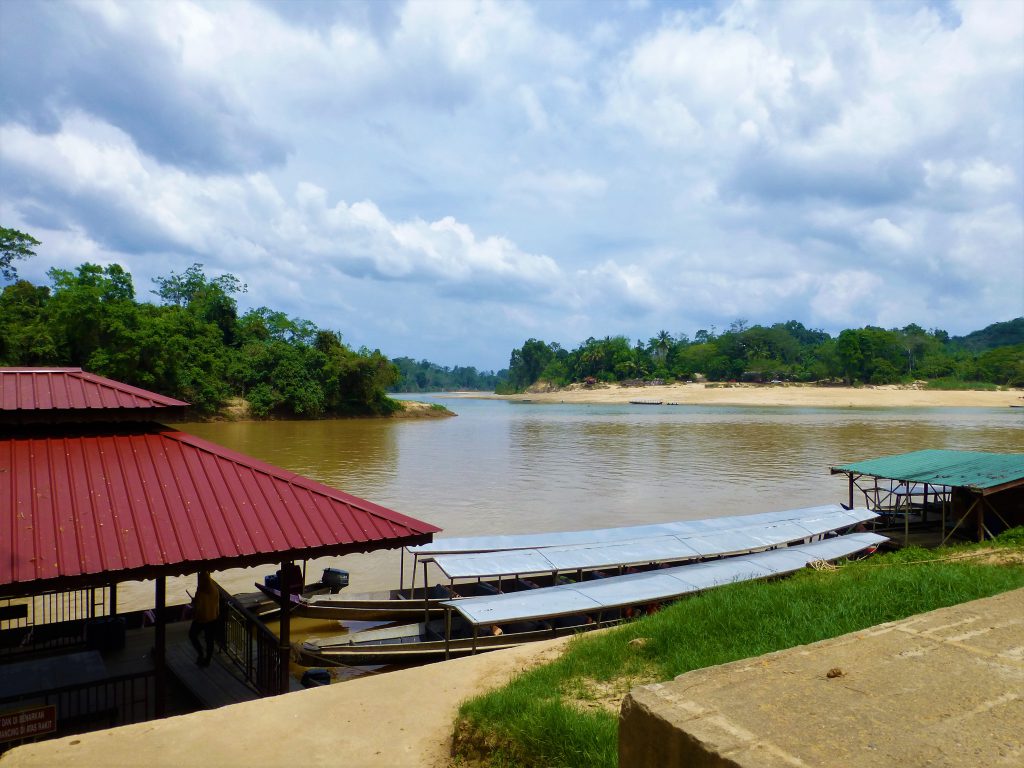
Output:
(298, 616), (593, 666)
(288, 505), (877, 623)
(297, 532), (885, 666)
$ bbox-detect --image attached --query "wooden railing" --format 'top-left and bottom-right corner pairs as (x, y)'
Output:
(0, 588), (109, 661)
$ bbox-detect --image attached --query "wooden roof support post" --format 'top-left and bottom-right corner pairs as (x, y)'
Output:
(278, 561), (291, 696)
(154, 575), (166, 718)
(942, 496), (981, 546)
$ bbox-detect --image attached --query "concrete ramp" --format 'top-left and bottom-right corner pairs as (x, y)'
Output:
(620, 587), (1024, 767)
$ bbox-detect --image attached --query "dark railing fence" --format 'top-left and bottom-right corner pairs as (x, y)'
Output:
(2, 585), (285, 754)
(218, 589), (283, 697)
(0, 670), (154, 755)
(0, 588), (110, 661)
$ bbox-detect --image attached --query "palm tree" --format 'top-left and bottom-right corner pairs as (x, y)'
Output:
(648, 330), (673, 362)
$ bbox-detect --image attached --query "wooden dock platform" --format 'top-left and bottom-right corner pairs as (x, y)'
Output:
(164, 633), (259, 710)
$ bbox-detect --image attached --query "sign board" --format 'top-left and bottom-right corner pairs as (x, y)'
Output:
(0, 705), (57, 744)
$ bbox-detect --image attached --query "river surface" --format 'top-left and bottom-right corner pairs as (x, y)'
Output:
(118, 398), (1023, 610)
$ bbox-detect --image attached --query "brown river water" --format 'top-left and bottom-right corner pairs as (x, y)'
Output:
(116, 398), (1024, 612)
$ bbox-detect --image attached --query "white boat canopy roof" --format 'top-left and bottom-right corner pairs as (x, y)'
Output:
(444, 532), (886, 626)
(408, 504), (867, 555)
(427, 507), (876, 579)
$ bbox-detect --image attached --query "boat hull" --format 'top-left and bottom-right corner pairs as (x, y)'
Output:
(298, 621), (595, 666)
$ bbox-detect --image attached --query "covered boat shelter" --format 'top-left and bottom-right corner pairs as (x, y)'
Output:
(830, 449), (1024, 545)
(1, 368), (439, 749)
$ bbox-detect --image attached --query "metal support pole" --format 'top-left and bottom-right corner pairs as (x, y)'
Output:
(444, 607), (452, 661)
(399, 549), (405, 594)
(423, 561), (430, 625)
(109, 582), (118, 617)
(154, 576), (166, 718)
(279, 560), (291, 696)
(905, 491), (910, 547)
(848, 474), (854, 510)
(472, 625), (478, 655)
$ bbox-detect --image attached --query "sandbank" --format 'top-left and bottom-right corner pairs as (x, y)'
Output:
(445, 382), (1024, 409)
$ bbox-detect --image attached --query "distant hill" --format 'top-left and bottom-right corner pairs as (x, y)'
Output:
(952, 318), (1024, 352)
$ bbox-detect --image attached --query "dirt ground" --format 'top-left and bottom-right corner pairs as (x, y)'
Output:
(1, 636), (577, 768)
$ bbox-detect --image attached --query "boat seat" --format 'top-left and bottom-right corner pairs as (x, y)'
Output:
(514, 579), (540, 591)
(503, 620), (546, 634)
(428, 584), (455, 599)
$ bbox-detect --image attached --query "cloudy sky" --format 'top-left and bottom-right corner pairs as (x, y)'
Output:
(1, 0), (1022, 370)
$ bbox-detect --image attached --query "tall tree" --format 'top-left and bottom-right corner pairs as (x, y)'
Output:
(0, 227), (41, 282)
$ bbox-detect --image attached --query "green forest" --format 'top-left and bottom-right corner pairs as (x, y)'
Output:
(0, 229), (399, 417)
(501, 319), (1024, 393)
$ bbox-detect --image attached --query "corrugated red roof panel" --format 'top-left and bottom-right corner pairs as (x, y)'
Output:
(1, 428), (440, 593)
(0, 368), (189, 411)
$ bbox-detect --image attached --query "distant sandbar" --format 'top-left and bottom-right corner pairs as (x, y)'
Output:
(442, 382), (1023, 409)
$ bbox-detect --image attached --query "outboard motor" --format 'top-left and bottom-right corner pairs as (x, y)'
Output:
(321, 567), (349, 594)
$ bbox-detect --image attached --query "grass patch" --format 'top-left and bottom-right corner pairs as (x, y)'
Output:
(454, 531), (1024, 768)
(923, 377), (1001, 391)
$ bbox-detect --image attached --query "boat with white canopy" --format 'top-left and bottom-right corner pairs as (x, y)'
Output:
(293, 505), (877, 621)
(298, 532), (886, 666)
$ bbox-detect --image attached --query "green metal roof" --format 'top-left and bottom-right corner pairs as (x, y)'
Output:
(831, 450), (1024, 495)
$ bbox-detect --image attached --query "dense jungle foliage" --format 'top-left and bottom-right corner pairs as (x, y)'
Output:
(500, 318), (1024, 393)
(0, 259), (399, 417)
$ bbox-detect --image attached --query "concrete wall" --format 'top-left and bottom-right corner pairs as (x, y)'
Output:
(620, 588), (1024, 767)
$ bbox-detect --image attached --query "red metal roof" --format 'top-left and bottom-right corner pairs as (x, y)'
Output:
(0, 368), (188, 411)
(1, 428), (440, 594)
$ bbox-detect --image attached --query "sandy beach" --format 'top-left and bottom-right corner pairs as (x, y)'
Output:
(445, 382), (1024, 409)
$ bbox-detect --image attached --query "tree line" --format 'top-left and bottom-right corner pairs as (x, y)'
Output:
(4, 228), (1021, 403)
(501, 319), (1024, 392)
(1, 246), (400, 417)
(390, 357), (507, 392)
